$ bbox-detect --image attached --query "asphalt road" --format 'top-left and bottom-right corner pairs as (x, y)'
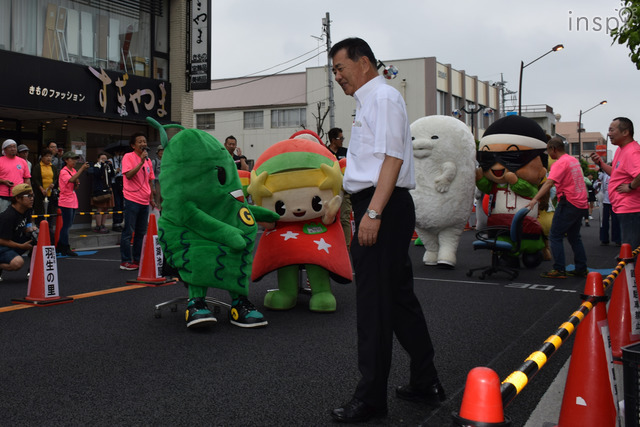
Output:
(0, 212), (624, 426)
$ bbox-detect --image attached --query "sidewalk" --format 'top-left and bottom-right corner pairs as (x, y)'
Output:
(69, 225), (121, 250)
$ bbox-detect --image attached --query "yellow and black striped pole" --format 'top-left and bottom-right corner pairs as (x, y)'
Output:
(500, 246), (640, 407)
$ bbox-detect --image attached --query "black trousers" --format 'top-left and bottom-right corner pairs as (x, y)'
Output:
(350, 187), (438, 406)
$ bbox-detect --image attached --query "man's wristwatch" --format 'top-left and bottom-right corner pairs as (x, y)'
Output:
(366, 209), (381, 219)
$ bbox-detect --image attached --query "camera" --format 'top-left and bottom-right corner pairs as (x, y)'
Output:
(28, 228), (39, 245)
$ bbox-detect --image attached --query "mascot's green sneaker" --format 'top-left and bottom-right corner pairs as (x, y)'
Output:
(185, 297), (217, 329)
(230, 296), (268, 328)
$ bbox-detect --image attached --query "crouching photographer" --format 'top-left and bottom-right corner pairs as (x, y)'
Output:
(0, 184), (37, 282)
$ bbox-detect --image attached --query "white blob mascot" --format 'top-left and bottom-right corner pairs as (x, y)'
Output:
(410, 115), (476, 268)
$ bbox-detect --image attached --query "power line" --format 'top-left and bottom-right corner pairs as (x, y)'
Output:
(240, 46), (322, 77)
(211, 50), (326, 91)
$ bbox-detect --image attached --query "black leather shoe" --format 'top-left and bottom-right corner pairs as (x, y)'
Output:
(396, 381), (446, 405)
(331, 398), (387, 423)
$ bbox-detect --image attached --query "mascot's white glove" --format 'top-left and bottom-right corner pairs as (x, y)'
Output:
(322, 195), (342, 225)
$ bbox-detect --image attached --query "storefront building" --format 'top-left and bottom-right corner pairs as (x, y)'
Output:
(0, 0), (202, 221)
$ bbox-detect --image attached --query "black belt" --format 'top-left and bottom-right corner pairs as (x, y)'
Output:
(350, 186), (409, 204)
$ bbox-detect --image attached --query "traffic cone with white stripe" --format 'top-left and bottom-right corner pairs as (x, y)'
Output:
(12, 220), (73, 306)
(608, 243), (640, 362)
(557, 272), (617, 427)
(126, 213), (176, 286)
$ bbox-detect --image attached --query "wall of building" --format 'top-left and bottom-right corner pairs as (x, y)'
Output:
(194, 57), (500, 162)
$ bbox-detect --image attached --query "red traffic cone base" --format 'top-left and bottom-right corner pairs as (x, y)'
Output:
(12, 220), (73, 306)
(126, 213), (176, 287)
(452, 367), (511, 426)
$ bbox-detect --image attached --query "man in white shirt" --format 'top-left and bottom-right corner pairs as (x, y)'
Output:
(329, 37), (444, 424)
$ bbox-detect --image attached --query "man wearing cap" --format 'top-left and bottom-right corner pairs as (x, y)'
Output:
(0, 184), (37, 282)
(17, 145), (32, 172)
(329, 38), (444, 423)
(0, 139), (31, 214)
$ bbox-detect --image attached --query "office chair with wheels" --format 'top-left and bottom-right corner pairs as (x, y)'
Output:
(466, 207), (530, 280)
(153, 261), (230, 319)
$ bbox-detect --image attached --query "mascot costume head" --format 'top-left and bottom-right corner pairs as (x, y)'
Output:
(248, 138), (351, 312)
(146, 117), (279, 329)
(475, 115), (547, 267)
(410, 115), (476, 268)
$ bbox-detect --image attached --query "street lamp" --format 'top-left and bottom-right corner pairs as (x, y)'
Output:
(518, 44), (564, 115)
(578, 100), (607, 157)
(456, 104), (486, 139)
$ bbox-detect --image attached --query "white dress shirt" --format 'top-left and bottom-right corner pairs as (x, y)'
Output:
(343, 75), (415, 193)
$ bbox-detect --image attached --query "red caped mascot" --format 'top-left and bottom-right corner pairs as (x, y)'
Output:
(248, 139), (352, 312)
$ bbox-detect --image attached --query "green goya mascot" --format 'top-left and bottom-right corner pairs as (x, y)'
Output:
(147, 118), (279, 329)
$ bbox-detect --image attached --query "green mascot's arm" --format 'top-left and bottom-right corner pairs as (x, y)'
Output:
(248, 205), (280, 223)
(476, 176), (493, 194)
(184, 202), (247, 250)
(511, 177), (539, 198)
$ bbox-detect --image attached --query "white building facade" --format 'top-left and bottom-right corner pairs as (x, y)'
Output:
(194, 57), (501, 163)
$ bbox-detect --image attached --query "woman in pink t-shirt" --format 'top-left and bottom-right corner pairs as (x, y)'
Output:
(57, 151), (90, 256)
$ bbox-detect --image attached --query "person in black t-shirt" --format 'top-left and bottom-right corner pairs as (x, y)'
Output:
(327, 127), (348, 160)
(0, 183), (37, 281)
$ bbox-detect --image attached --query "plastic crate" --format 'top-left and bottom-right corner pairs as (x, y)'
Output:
(623, 342), (640, 427)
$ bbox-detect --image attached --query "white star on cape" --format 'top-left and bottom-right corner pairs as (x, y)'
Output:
(281, 231), (299, 241)
(314, 238), (331, 253)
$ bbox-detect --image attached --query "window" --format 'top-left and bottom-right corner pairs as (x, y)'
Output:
(244, 111), (264, 129)
(271, 108), (306, 128)
(583, 141), (596, 151)
(436, 91), (446, 115)
(570, 143), (580, 155)
(0, 1), (165, 76)
(196, 113), (215, 130)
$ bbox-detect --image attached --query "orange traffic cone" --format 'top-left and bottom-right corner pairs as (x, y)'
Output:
(54, 208), (62, 247)
(557, 272), (617, 427)
(608, 244), (640, 362)
(126, 214), (176, 287)
(452, 367), (511, 426)
(12, 220), (73, 306)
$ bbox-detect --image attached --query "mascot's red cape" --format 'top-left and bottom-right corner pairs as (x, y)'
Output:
(250, 139), (352, 282)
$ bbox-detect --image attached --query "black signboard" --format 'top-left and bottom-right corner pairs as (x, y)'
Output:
(0, 50), (171, 123)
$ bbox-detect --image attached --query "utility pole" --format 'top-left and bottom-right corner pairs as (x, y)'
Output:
(323, 12), (335, 129)
(491, 73), (516, 117)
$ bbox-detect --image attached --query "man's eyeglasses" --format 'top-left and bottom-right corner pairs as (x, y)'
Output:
(334, 136), (344, 141)
(21, 194), (34, 199)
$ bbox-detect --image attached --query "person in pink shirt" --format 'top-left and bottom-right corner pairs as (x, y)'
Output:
(591, 117), (640, 252)
(119, 132), (156, 270)
(0, 139), (31, 214)
(527, 137), (588, 278)
(57, 151), (90, 256)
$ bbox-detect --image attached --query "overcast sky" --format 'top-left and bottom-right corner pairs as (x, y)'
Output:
(211, 0), (637, 153)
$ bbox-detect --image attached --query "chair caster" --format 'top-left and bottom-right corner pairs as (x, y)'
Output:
(466, 270), (472, 277)
(154, 309), (162, 319)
